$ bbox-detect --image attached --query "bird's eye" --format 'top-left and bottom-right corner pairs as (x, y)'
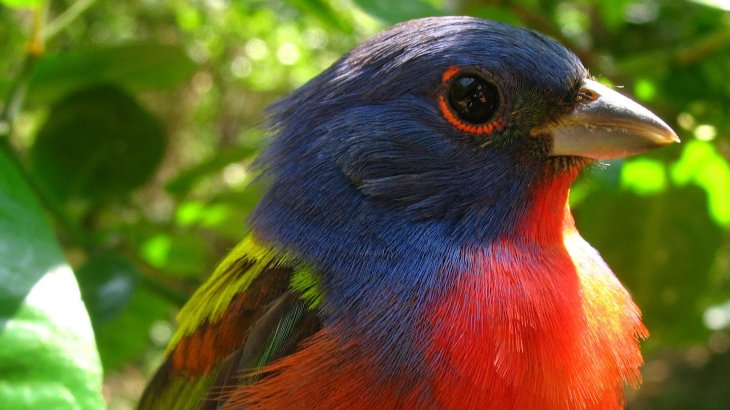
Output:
(438, 67), (503, 135)
(448, 76), (498, 123)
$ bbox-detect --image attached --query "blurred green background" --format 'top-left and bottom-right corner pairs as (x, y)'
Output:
(1, 0), (729, 409)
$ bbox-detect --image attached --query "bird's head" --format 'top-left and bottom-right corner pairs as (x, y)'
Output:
(254, 16), (677, 245)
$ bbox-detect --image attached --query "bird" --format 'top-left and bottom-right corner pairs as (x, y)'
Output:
(139, 16), (678, 410)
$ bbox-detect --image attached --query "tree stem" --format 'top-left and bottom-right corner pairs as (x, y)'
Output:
(43, 0), (98, 41)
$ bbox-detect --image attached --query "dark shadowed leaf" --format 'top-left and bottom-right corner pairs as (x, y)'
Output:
(95, 287), (172, 371)
(286, 0), (354, 33)
(353, 0), (445, 24)
(0, 149), (104, 408)
(166, 144), (258, 196)
(31, 84), (166, 200)
(468, 6), (523, 26)
(28, 44), (196, 103)
(628, 336), (730, 409)
(76, 253), (138, 325)
(575, 183), (725, 349)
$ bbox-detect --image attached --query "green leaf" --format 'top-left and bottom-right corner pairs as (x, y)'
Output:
(76, 253), (138, 325)
(575, 184), (725, 349)
(468, 6), (524, 26)
(165, 144), (258, 196)
(621, 158), (668, 196)
(31, 84), (166, 200)
(353, 0), (446, 24)
(634, 78), (657, 102)
(671, 140), (730, 228)
(28, 44), (197, 103)
(95, 287), (171, 370)
(598, 0), (629, 30)
(0, 149), (104, 409)
(139, 232), (208, 277)
(0, 0), (42, 8)
(175, 199), (251, 241)
(286, 0), (354, 33)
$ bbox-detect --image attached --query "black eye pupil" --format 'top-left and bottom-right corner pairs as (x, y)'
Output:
(447, 75), (498, 124)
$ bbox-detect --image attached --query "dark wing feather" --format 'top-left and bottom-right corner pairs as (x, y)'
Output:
(138, 259), (321, 410)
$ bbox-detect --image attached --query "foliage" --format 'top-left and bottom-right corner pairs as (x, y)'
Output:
(0, 0), (729, 408)
(0, 148), (104, 409)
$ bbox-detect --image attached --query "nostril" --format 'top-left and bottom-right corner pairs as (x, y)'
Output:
(577, 87), (599, 103)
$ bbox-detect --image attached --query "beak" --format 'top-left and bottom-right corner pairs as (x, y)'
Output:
(532, 79), (679, 160)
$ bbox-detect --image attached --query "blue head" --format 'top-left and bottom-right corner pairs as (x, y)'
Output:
(251, 17), (587, 253)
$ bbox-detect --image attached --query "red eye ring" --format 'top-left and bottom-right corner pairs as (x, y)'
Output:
(438, 66), (504, 136)
(441, 66), (462, 83)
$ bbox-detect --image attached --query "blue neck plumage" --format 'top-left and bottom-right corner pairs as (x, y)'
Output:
(247, 95), (552, 387)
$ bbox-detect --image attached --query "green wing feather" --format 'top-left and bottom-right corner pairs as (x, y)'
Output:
(138, 234), (323, 410)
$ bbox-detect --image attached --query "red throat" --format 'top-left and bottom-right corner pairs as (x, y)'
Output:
(427, 168), (648, 409)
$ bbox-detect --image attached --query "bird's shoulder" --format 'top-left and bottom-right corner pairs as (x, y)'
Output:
(138, 234), (322, 409)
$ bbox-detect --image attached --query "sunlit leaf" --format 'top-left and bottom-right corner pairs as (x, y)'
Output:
(0, 149), (104, 408)
(176, 201), (233, 228)
(621, 158), (667, 196)
(174, 5), (203, 32)
(0, 0), (42, 8)
(689, 0), (730, 11)
(141, 235), (173, 269)
(140, 232), (207, 277)
(176, 201), (207, 227)
(634, 78), (657, 101)
(671, 140), (730, 228)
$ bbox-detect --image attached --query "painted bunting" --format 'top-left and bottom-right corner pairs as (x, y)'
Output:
(139, 16), (678, 409)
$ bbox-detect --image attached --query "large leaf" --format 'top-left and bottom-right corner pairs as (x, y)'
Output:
(95, 287), (171, 371)
(575, 180), (725, 349)
(31, 84), (166, 200)
(27, 44), (196, 104)
(353, 0), (446, 24)
(0, 149), (104, 409)
(76, 253), (138, 326)
(286, 0), (354, 33)
(165, 144), (258, 196)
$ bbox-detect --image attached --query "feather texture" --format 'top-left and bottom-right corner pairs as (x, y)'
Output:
(140, 16), (660, 410)
(138, 236), (321, 409)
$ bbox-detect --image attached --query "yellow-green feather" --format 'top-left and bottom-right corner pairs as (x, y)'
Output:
(141, 234), (327, 409)
(167, 234), (288, 351)
(290, 266), (324, 310)
(152, 376), (210, 410)
(167, 234), (326, 352)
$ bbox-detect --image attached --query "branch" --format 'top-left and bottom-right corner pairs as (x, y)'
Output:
(43, 0), (98, 41)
